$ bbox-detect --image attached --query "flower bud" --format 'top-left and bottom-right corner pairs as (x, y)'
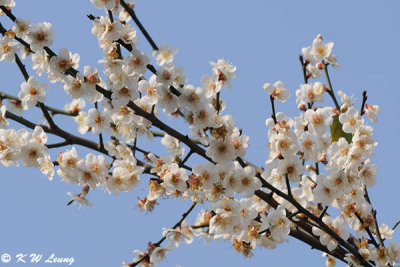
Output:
(340, 103), (349, 113)
(298, 103), (306, 111)
(313, 82), (325, 95)
(326, 257), (336, 267)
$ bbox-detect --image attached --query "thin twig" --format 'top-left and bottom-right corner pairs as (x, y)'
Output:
(270, 95), (277, 124)
(360, 90), (367, 116)
(392, 220), (400, 231)
(132, 129), (138, 157)
(299, 55), (309, 84)
(323, 63), (340, 110)
(119, 0), (159, 50)
(373, 209), (385, 247)
(318, 206), (328, 220)
(37, 102), (58, 129)
(14, 54), (29, 80)
(46, 140), (71, 149)
(0, 90), (77, 117)
(255, 173), (368, 265)
(354, 212), (379, 249)
(216, 92), (221, 113)
(129, 202), (197, 267)
(180, 150), (193, 166)
(285, 173), (292, 197)
(363, 186), (384, 247)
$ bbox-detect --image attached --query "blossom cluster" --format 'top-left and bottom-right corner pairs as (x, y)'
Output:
(0, 126), (53, 179)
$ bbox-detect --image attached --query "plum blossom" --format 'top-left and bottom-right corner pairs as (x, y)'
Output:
(156, 63), (177, 86)
(153, 44), (177, 66)
(302, 34), (336, 65)
(305, 107), (333, 135)
(263, 81), (290, 103)
(201, 74), (222, 98)
(31, 49), (50, 76)
(312, 216), (349, 251)
(163, 163), (188, 193)
(149, 244), (174, 264)
(18, 76), (49, 109)
(206, 138), (236, 163)
(48, 48), (80, 76)
(339, 107), (364, 134)
(210, 59), (236, 89)
(123, 48), (149, 76)
(364, 104), (380, 123)
(26, 22), (55, 52)
(261, 205), (290, 240)
(85, 108), (109, 135)
(0, 36), (18, 62)
(12, 18), (30, 38)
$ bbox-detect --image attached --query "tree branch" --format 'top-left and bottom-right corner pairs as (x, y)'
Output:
(323, 63), (340, 111)
(128, 202), (197, 267)
(360, 90), (367, 116)
(119, 0), (159, 51)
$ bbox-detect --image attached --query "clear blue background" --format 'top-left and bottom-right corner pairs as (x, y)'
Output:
(0, 0), (400, 266)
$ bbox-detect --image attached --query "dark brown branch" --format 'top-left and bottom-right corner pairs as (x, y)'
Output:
(393, 220), (400, 231)
(255, 190), (348, 263)
(14, 54), (29, 80)
(299, 55), (309, 84)
(270, 95), (277, 124)
(318, 206), (328, 220)
(0, 22), (31, 53)
(360, 90), (367, 116)
(94, 102), (104, 150)
(354, 212), (379, 249)
(119, 0), (159, 51)
(255, 174), (369, 266)
(216, 92), (221, 113)
(285, 173), (292, 197)
(180, 150), (193, 166)
(0, 5), (16, 21)
(5, 110), (153, 173)
(46, 140), (71, 149)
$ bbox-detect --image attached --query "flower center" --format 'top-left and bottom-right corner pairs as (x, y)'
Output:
(35, 32), (46, 42)
(29, 87), (38, 96)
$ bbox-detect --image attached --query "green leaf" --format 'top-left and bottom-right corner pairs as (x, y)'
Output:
(330, 114), (353, 143)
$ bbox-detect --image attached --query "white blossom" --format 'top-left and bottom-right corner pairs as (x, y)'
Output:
(26, 22), (55, 52)
(153, 44), (177, 66)
(18, 76), (49, 109)
(0, 36), (17, 62)
(263, 81), (290, 103)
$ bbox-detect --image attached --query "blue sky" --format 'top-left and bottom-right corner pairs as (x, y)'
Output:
(1, 0), (400, 266)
